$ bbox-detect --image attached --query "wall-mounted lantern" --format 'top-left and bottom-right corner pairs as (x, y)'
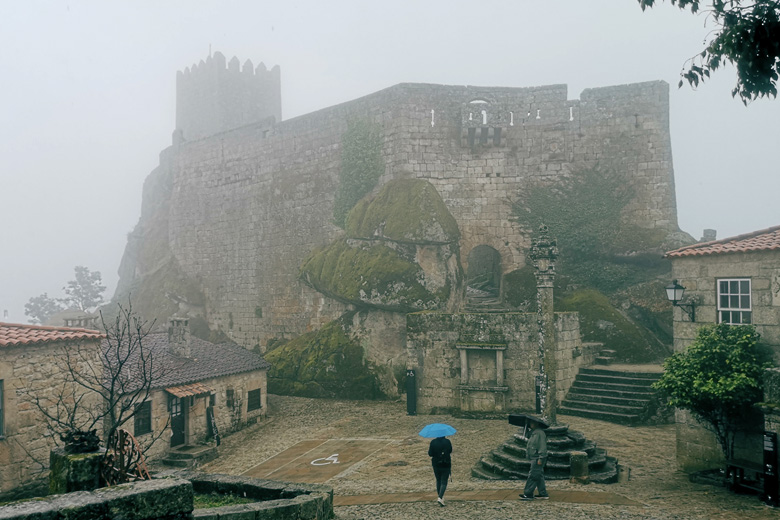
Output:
(665, 279), (696, 322)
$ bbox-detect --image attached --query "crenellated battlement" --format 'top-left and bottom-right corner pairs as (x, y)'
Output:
(175, 51), (281, 142)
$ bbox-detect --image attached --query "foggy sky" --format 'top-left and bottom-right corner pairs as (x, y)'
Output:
(1, 1), (778, 323)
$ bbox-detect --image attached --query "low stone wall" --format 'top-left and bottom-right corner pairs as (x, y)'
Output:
(0, 474), (333, 520)
(0, 478), (192, 520)
(183, 472), (333, 520)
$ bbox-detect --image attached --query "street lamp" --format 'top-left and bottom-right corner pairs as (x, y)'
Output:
(665, 280), (696, 322)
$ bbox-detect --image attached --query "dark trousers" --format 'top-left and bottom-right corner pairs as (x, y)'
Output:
(433, 465), (450, 498)
(523, 458), (547, 497)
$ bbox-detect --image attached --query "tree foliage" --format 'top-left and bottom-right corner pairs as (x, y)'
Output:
(639, 0), (780, 103)
(653, 323), (773, 461)
(24, 293), (65, 324)
(63, 265), (106, 311)
(24, 266), (106, 324)
(511, 168), (668, 293)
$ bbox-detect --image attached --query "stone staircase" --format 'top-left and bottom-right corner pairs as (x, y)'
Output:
(465, 287), (505, 313)
(160, 444), (218, 469)
(559, 367), (663, 426)
(472, 423), (618, 483)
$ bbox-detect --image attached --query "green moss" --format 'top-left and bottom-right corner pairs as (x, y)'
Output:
(265, 316), (383, 399)
(558, 289), (664, 363)
(502, 266), (537, 310)
(333, 119), (385, 228)
(346, 179), (460, 244)
(300, 238), (441, 311)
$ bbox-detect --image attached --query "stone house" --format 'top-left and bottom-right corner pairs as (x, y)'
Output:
(665, 225), (780, 472)
(124, 318), (270, 461)
(0, 322), (104, 500)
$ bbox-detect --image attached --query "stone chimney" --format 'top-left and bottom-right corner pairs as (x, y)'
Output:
(168, 317), (190, 358)
(701, 229), (717, 242)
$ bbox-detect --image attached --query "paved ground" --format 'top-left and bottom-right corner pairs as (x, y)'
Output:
(200, 394), (778, 519)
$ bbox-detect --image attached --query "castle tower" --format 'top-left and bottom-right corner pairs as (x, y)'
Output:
(174, 52), (281, 142)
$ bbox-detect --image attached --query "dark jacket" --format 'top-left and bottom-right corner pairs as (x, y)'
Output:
(428, 437), (453, 468)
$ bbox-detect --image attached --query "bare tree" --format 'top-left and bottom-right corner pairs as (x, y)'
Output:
(27, 301), (172, 483)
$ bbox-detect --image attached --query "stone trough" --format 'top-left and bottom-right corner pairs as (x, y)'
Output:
(0, 472), (333, 520)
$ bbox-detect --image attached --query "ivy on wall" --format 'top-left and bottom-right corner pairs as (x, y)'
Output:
(332, 119), (385, 228)
(511, 167), (669, 294)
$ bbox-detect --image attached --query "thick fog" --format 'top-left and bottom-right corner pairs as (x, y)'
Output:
(1, 1), (778, 323)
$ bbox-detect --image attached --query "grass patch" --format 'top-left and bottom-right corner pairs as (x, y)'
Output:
(193, 492), (255, 509)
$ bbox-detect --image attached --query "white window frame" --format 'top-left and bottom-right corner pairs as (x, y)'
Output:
(717, 278), (752, 325)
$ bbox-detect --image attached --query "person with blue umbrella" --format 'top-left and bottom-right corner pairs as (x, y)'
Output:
(419, 423), (455, 507)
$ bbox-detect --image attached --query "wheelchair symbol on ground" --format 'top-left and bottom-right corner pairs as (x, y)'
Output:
(243, 439), (393, 483)
(311, 453), (340, 466)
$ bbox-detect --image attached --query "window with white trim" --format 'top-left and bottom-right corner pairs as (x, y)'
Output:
(717, 278), (752, 324)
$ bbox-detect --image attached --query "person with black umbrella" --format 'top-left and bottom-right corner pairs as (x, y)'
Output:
(518, 415), (550, 501)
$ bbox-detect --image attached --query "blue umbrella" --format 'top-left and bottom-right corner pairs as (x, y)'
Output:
(419, 423), (457, 438)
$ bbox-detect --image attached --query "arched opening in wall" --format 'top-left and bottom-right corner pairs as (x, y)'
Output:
(466, 245), (504, 311)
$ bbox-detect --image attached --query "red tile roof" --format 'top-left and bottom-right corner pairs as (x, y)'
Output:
(665, 225), (780, 258)
(0, 322), (104, 347)
(166, 382), (214, 398)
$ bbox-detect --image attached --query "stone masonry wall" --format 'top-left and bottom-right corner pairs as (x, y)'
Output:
(0, 339), (102, 500)
(671, 250), (780, 472)
(133, 370), (267, 462)
(406, 311), (586, 414)
(121, 80), (678, 352)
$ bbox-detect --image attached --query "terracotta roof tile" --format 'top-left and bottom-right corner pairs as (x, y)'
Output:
(665, 225), (780, 258)
(166, 382), (214, 398)
(0, 322), (104, 347)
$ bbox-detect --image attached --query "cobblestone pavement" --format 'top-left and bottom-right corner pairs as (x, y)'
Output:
(201, 395), (777, 520)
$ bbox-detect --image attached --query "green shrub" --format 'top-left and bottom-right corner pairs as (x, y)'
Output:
(654, 324), (773, 461)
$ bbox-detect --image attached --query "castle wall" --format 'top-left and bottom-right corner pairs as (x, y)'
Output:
(130, 80), (678, 349)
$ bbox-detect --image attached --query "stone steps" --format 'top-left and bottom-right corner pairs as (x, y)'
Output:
(161, 444), (218, 469)
(560, 366), (663, 426)
(471, 422), (618, 483)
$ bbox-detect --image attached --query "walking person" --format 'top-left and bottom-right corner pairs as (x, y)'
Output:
(418, 422), (456, 507)
(520, 415), (549, 501)
(428, 435), (452, 506)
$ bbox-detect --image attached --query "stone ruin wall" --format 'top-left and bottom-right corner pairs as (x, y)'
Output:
(125, 80), (678, 351)
(406, 312), (591, 414)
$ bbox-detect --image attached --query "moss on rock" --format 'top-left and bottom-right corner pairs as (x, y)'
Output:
(558, 289), (665, 363)
(300, 238), (444, 311)
(346, 179), (460, 244)
(265, 317), (383, 399)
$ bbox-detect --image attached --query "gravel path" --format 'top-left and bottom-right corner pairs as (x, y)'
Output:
(201, 395), (776, 519)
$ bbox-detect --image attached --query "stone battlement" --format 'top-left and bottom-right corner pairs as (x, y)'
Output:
(175, 51), (281, 142)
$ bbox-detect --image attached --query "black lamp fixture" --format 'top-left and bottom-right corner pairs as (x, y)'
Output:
(665, 279), (696, 322)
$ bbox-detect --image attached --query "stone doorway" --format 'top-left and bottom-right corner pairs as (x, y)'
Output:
(466, 245), (503, 312)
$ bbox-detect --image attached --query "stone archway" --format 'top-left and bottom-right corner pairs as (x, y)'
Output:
(465, 245), (503, 311)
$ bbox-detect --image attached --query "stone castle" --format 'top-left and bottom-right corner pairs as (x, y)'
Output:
(116, 52), (681, 407)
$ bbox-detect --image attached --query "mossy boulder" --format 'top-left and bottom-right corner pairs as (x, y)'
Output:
(300, 238), (448, 312)
(346, 179), (460, 244)
(558, 289), (666, 363)
(265, 317), (383, 399)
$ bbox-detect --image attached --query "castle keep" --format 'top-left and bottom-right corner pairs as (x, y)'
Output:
(117, 53), (680, 406)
